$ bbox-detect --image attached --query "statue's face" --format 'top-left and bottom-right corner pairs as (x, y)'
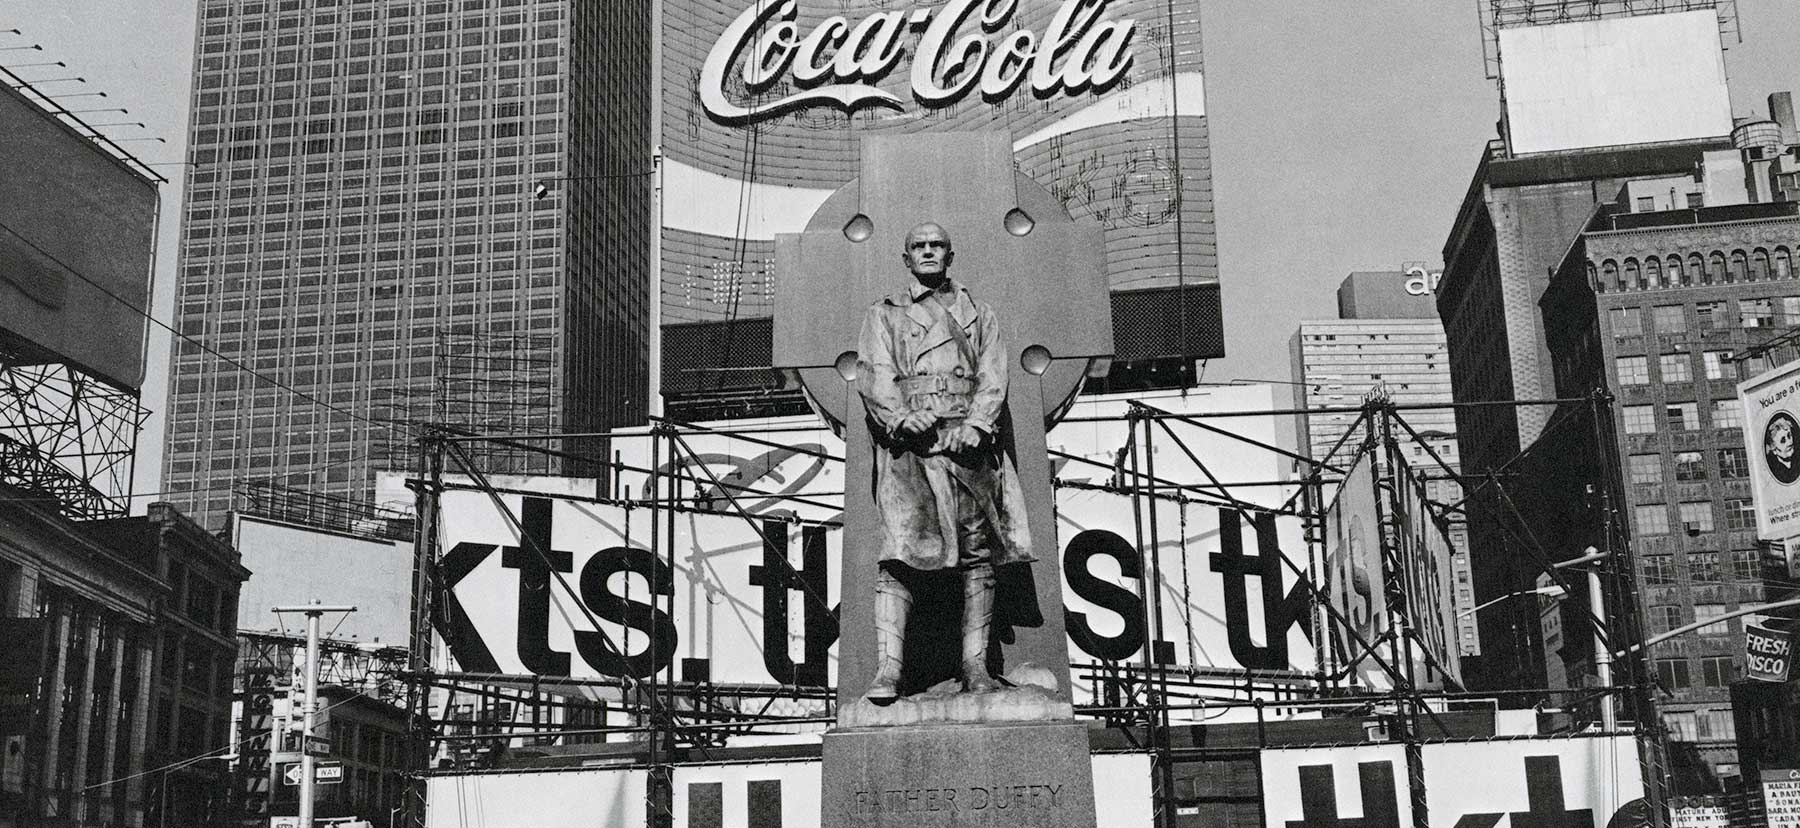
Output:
(902, 223), (953, 282)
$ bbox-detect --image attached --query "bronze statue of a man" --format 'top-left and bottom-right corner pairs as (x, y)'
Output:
(854, 221), (1035, 703)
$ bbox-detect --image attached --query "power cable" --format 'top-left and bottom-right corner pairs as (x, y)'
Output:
(0, 217), (407, 435)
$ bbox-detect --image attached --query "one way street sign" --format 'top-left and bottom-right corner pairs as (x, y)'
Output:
(280, 761), (343, 786)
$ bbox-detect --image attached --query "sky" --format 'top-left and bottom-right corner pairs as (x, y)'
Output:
(2, 0), (1798, 510)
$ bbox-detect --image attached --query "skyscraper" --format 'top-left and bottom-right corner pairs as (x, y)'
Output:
(165, 0), (653, 527)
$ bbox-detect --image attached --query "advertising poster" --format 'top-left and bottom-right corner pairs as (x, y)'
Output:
(1738, 359), (1800, 540)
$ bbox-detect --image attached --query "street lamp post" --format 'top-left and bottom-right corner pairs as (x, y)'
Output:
(273, 602), (356, 828)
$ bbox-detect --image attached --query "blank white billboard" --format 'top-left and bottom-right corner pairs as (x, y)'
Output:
(1500, 11), (1730, 155)
(231, 514), (413, 645)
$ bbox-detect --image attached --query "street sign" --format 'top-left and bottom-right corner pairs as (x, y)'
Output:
(303, 735), (331, 757)
(280, 761), (343, 786)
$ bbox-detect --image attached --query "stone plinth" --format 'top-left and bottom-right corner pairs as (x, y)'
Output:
(821, 721), (1097, 828)
(838, 685), (1073, 729)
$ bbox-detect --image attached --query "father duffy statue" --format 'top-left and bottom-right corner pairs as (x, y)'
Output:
(854, 220), (1034, 703)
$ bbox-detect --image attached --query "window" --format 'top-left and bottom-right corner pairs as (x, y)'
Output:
(1679, 501), (1714, 532)
(1634, 504), (1670, 535)
(1703, 351), (1731, 380)
(1711, 401), (1742, 430)
(1611, 307), (1643, 336)
(1784, 296), (1800, 323)
(1616, 356), (1649, 385)
(1693, 603), (1730, 634)
(1732, 549), (1761, 580)
(1623, 405), (1656, 434)
(1636, 196), (1656, 212)
(1656, 658), (1690, 689)
(1689, 551), (1721, 582)
(1664, 403), (1699, 431)
(1726, 498), (1756, 531)
(1644, 555), (1676, 585)
(1649, 605), (1682, 633)
(1719, 447), (1749, 479)
(1674, 451), (1707, 481)
(1628, 454), (1663, 485)
(1696, 301), (1726, 330)
(1742, 298), (1775, 328)
(1653, 305), (1685, 333)
(1659, 353), (1691, 383)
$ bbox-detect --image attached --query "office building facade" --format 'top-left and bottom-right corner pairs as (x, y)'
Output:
(165, 0), (653, 528)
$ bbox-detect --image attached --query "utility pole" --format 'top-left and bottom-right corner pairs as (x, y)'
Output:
(273, 601), (356, 828)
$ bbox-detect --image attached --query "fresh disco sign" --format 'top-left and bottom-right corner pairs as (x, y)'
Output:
(1746, 624), (1794, 683)
(699, 0), (1138, 123)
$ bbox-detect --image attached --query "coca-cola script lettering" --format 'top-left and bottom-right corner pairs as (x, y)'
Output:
(699, 0), (1137, 124)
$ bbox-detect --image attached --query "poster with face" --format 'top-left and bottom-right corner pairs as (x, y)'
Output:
(1739, 359), (1800, 540)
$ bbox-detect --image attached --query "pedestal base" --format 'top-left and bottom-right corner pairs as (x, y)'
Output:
(821, 720), (1098, 828)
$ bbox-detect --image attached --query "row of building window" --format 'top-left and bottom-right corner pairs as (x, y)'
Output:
(1610, 296), (1800, 337)
(1647, 602), (1740, 635)
(1655, 656), (1736, 690)
(1642, 550), (1762, 584)
(1594, 247), (1796, 293)
(1631, 499), (1756, 534)
(1626, 448), (1749, 484)
(1620, 400), (1739, 433)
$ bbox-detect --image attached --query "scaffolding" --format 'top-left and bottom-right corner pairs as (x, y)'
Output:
(0, 331), (147, 519)
(394, 391), (1668, 828)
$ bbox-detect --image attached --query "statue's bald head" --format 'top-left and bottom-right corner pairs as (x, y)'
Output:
(901, 222), (953, 286)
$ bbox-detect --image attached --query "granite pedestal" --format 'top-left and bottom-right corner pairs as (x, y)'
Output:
(821, 720), (1097, 828)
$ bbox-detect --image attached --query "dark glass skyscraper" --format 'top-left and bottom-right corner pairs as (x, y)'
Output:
(165, 0), (652, 527)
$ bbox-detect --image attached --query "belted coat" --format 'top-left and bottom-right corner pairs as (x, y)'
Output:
(854, 279), (1035, 571)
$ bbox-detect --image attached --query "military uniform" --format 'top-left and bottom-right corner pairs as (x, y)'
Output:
(855, 277), (1033, 699)
(855, 278), (1033, 571)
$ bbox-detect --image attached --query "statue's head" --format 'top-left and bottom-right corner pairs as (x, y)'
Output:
(901, 222), (953, 287)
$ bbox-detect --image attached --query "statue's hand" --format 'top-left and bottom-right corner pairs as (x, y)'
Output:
(896, 410), (936, 436)
(945, 424), (986, 452)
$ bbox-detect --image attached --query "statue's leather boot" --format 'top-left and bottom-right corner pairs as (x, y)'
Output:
(961, 564), (1000, 693)
(865, 570), (910, 704)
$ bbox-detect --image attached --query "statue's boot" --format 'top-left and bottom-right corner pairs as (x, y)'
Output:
(961, 564), (1000, 692)
(865, 569), (911, 704)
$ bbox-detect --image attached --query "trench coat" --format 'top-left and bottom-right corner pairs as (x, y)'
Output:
(855, 278), (1035, 571)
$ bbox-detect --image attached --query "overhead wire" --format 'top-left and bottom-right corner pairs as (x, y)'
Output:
(0, 217), (407, 436)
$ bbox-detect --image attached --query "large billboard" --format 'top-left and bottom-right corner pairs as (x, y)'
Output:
(0, 86), (156, 391)
(1260, 736), (1643, 828)
(230, 514), (415, 645)
(432, 387), (1316, 712)
(661, 0), (1219, 356)
(1740, 358), (1800, 541)
(1498, 10), (1731, 155)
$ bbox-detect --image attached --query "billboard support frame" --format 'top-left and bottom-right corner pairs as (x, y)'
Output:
(399, 391), (1668, 824)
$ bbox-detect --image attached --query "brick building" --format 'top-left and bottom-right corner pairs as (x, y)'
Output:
(1539, 121), (1800, 776)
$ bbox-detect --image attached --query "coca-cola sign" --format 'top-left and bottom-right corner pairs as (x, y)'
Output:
(699, 0), (1138, 124)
